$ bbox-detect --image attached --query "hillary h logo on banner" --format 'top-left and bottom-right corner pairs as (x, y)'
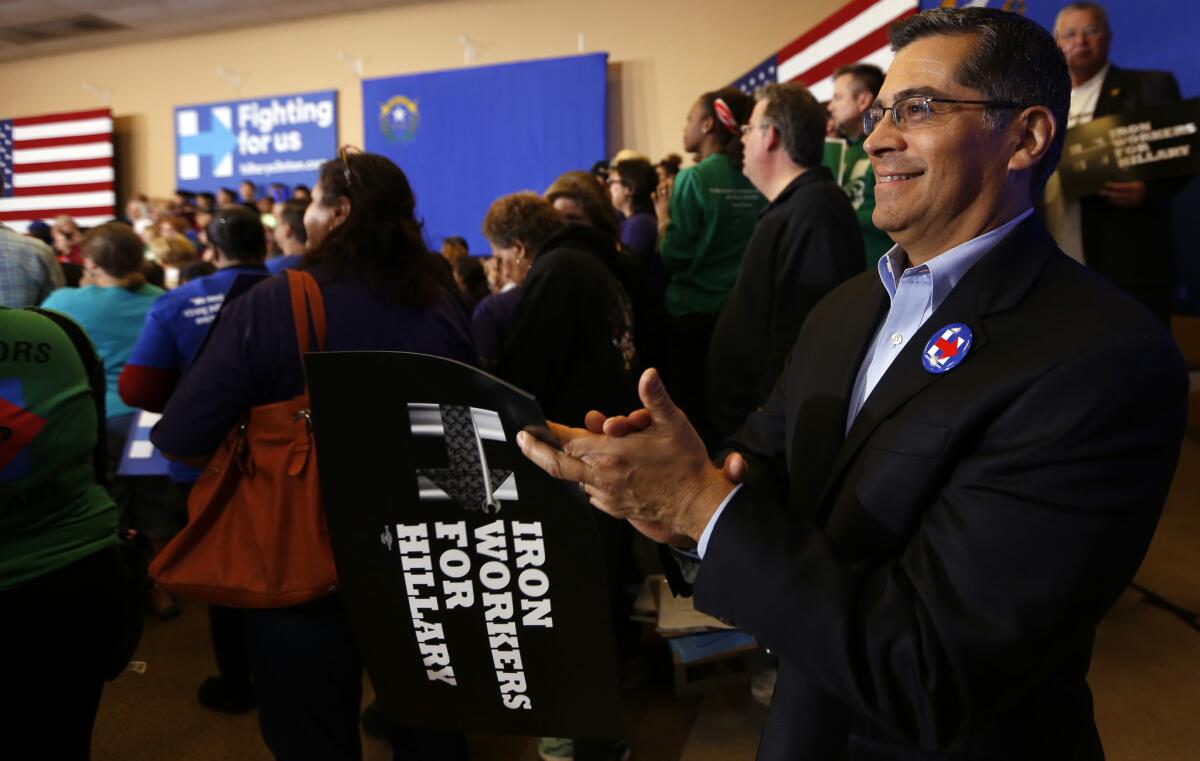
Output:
(0, 108), (115, 234)
(174, 90), (337, 192)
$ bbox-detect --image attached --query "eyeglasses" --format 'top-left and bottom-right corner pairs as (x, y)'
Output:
(739, 122), (772, 136)
(1057, 25), (1107, 41)
(606, 178), (625, 186)
(863, 95), (1026, 136)
(337, 145), (363, 186)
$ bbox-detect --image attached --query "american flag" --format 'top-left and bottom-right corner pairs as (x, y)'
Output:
(734, 0), (921, 101)
(0, 107), (116, 233)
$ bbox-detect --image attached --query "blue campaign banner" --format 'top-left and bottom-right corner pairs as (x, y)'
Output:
(175, 90), (338, 193)
(363, 53), (607, 255)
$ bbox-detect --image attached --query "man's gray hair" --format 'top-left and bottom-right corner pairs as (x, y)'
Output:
(1054, 2), (1110, 36)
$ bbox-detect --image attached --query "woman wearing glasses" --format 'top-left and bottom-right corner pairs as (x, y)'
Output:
(152, 151), (475, 761)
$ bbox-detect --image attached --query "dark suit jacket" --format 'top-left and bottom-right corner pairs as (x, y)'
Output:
(1079, 65), (1183, 322)
(693, 217), (1187, 760)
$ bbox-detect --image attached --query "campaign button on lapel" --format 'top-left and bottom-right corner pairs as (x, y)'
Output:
(921, 323), (973, 374)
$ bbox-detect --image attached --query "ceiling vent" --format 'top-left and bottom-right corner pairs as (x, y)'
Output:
(0, 14), (128, 46)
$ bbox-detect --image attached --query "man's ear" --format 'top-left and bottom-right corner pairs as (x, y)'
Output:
(856, 89), (875, 112)
(1008, 105), (1056, 175)
(702, 115), (715, 135)
(766, 125), (783, 153)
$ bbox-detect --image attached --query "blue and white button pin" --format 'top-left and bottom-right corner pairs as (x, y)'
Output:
(922, 323), (973, 374)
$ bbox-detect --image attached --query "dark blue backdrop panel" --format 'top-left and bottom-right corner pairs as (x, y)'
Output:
(362, 53), (608, 255)
(919, 1), (1199, 98)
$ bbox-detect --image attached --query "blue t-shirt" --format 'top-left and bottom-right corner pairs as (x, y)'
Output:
(41, 283), (165, 418)
(127, 265), (269, 374)
(266, 254), (304, 275)
(152, 268), (478, 459)
(127, 264), (268, 480)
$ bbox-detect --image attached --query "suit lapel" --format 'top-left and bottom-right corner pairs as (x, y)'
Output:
(1093, 65), (1124, 118)
(788, 275), (888, 520)
(814, 217), (1058, 509)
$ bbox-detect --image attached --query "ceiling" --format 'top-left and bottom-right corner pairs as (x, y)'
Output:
(0, 0), (420, 63)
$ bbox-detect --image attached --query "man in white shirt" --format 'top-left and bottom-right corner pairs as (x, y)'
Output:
(1043, 1), (1183, 322)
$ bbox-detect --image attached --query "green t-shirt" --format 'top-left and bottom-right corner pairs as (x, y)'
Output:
(659, 153), (765, 317)
(841, 135), (893, 268)
(0, 308), (117, 590)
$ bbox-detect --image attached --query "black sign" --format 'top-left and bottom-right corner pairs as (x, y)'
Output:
(305, 352), (624, 741)
(1059, 98), (1200, 199)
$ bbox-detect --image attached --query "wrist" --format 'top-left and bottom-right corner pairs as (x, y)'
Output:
(682, 464), (735, 541)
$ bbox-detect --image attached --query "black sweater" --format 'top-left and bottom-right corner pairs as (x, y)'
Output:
(496, 224), (640, 426)
(707, 167), (866, 440)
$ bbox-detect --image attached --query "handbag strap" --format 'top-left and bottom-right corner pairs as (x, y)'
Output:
(286, 269), (327, 355)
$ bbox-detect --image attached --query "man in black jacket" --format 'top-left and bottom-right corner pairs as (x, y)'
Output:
(1047, 1), (1183, 322)
(516, 8), (1186, 760)
(707, 83), (865, 441)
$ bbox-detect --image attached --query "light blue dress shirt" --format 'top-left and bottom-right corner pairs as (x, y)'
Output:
(697, 208), (1034, 558)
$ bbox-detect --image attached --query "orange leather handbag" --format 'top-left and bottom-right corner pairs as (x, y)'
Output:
(150, 269), (337, 608)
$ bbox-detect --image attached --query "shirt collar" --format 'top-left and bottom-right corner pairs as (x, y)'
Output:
(1074, 62), (1111, 94)
(764, 166), (832, 214)
(876, 207), (1035, 304)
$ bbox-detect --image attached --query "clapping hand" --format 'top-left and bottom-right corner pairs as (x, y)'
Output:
(516, 369), (738, 547)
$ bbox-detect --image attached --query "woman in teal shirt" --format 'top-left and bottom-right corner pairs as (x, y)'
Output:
(42, 223), (179, 614)
(42, 223), (164, 422)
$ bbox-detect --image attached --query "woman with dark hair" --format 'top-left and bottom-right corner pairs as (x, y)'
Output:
(544, 170), (621, 240)
(452, 254), (490, 314)
(151, 150), (474, 761)
(482, 191), (640, 761)
(608, 158), (661, 276)
(655, 86), (764, 447)
(656, 153), (683, 184)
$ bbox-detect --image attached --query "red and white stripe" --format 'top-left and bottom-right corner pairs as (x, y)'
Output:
(780, 0), (919, 102)
(0, 108), (116, 233)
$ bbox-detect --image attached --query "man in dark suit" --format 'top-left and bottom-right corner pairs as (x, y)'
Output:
(1048, 1), (1183, 322)
(517, 7), (1187, 760)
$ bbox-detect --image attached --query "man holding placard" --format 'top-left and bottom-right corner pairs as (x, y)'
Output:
(1044, 1), (1184, 323)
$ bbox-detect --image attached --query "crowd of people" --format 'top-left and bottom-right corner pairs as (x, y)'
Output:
(0, 3), (1190, 761)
